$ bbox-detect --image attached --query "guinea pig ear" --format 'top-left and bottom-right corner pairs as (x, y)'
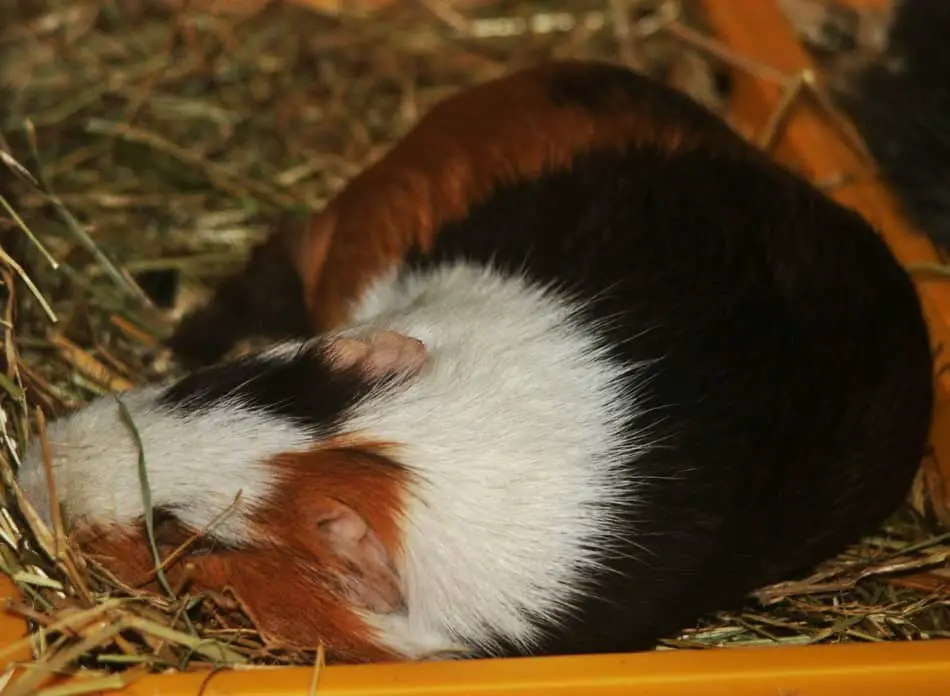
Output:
(315, 498), (404, 614)
(325, 330), (427, 382)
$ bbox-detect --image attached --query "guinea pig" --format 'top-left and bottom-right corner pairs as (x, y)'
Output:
(17, 61), (934, 664)
(825, 0), (950, 253)
(166, 60), (740, 368)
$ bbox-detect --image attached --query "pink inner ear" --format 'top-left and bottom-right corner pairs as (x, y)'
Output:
(317, 499), (370, 543)
(326, 330), (427, 381)
(317, 499), (405, 614)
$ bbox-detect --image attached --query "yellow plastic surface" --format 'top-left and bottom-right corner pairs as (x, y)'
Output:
(1, 567), (948, 696)
(41, 641), (950, 695)
(3, 1), (950, 693)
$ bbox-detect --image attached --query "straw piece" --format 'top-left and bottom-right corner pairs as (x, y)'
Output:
(120, 616), (247, 665)
(0, 195), (59, 270)
(35, 669), (147, 696)
(0, 244), (57, 324)
(19, 120), (148, 305)
(35, 408), (65, 562)
(3, 622), (126, 696)
(9, 572), (63, 591)
(84, 119), (299, 211)
(114, 396), (176, 600)
(0, 150), (39, 187)
(0, 374), (25, 402)
(108, 315), (159, 348)
(47, 333), (134, 392)
(0, 599), (126, 664)
(146, 491), (242, 581)
(308, 644), (326, 696)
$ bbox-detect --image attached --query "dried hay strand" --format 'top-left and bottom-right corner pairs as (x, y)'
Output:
(0, 0), (946, 690)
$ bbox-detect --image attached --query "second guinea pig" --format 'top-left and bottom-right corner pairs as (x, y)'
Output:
(17, 61), (934, 664)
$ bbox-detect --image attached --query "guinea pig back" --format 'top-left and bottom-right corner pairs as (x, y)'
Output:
(17, 62), (934, 664)
(167, 60), (740, 367)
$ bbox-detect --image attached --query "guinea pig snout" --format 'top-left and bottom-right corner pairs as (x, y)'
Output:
(16, 439), (56, 529)
(14, 429), (99, 532)
(10, 351), (416, 660)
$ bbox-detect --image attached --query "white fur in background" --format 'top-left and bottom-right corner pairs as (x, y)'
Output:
(15, 259), (659, 660)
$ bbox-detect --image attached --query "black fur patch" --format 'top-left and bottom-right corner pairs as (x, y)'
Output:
(406, 134), (933, 656)
(135, 269), (179, 309)
(158, 341), (370, 434)
(545, 60), (739, 145)
(165, 213), (313, 368)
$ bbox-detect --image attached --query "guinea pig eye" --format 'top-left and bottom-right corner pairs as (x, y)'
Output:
(177, 536), (224, 557)
(148, 508), (224, 558)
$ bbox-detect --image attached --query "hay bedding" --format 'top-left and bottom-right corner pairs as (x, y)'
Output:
(0, 0), (947, 691)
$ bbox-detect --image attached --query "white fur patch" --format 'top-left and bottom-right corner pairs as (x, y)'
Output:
(16, 383), (313, 546)
(16, 259), (652, 659)
(344, 262), (652, 657)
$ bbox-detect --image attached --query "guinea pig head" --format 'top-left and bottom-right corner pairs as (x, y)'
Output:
(16, 330), (428, 663)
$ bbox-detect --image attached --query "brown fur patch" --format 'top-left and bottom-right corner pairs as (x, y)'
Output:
(297, 60), (741, 332)
(258, 439), (410, 561)
(168, 61), (743, 364)
(72, 439), (411, 662)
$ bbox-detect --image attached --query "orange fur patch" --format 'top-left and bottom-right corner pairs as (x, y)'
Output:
(71, 440), (411, 663)
(258, 439), (410, 563)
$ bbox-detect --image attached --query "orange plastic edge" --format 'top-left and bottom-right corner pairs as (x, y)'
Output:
(1, 560), (949, 696)
(1, 570), (949, 696)
(3, 1), (950, 694)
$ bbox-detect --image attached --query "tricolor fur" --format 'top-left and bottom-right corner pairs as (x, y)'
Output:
(17, 63), (934, 663)
(167, 60), (741, 367)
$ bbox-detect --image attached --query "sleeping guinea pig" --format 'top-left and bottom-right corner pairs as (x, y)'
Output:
(17, 61), (934, 664)
(166, 60), (738, 368)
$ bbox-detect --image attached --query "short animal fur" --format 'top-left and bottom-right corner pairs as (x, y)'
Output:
(166, 60), (742, 367)
(18, 61), (934, 664)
